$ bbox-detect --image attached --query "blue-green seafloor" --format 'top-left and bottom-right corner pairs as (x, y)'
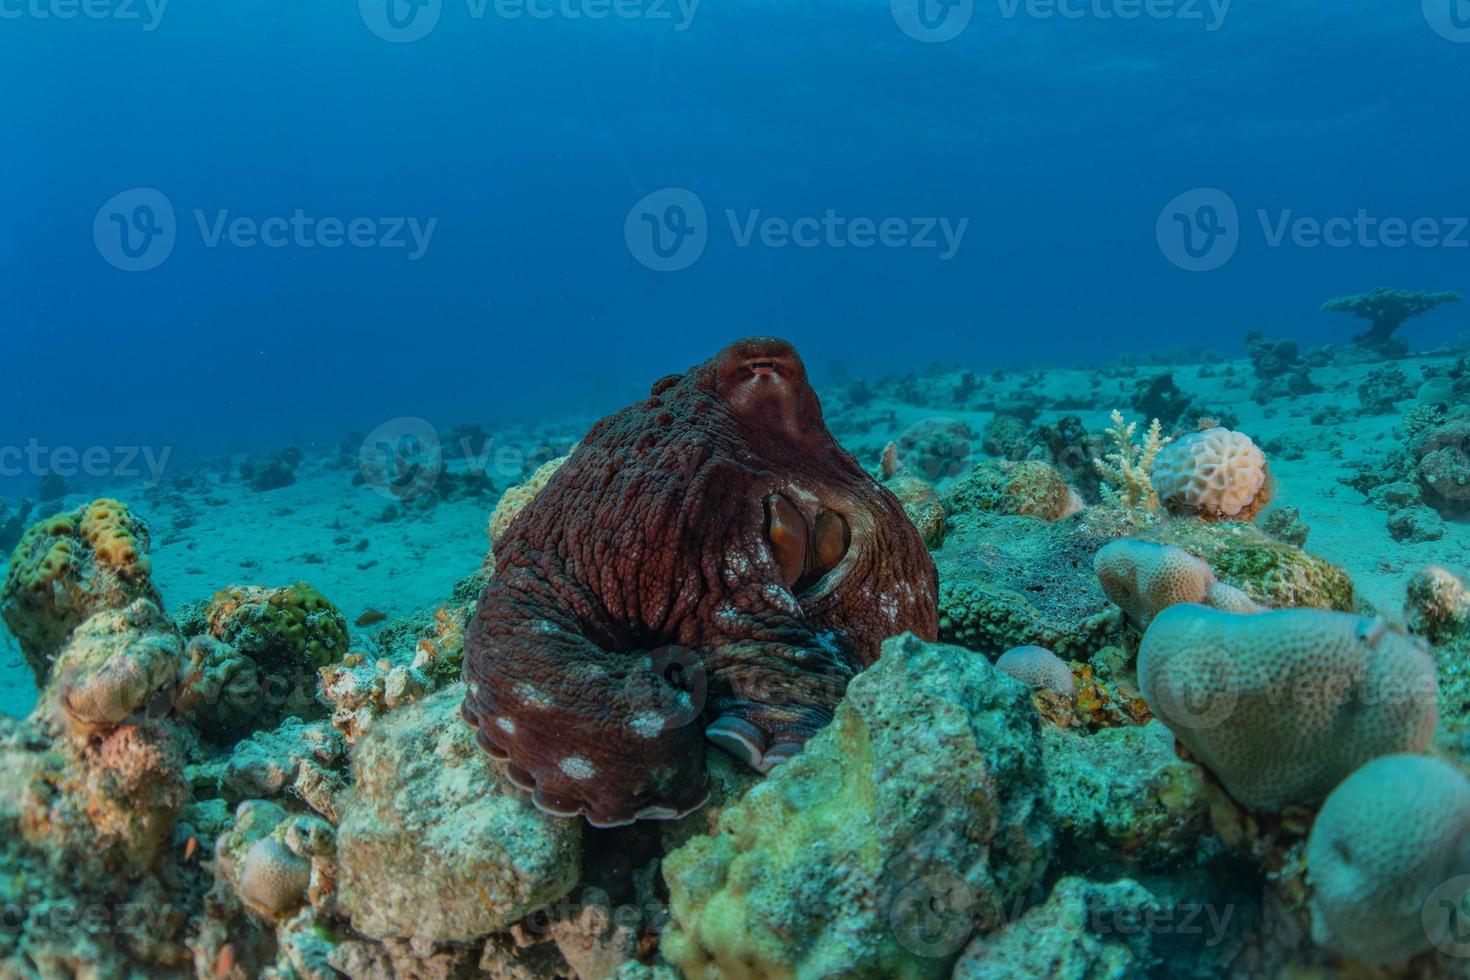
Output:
(3, 340), (1470, 978)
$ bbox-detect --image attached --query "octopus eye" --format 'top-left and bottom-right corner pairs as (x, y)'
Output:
(765, 493), (808, 589)
(812, 510), (850, 575)
(749, 359), (777, 375)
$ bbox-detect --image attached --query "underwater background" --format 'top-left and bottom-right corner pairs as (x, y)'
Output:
(4, 0), (1470, 977)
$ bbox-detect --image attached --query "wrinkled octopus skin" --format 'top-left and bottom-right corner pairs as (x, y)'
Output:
(461, 338), (938, 827)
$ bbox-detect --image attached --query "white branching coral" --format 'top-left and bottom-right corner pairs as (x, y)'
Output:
(1093, 410), (1172, 510)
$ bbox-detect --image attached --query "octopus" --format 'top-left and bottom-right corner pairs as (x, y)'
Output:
(461, 337), (939, 827)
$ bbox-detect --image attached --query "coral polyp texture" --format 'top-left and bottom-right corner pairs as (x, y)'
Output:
(1306, 754), (1470, 965)
(1152, 426), (1271, 521)
(1, 498), (161, 682)
(205, 582), (349, 672)
(944, 458), (1082, 522)
(1138, 605), (1438, 811)
(462, 338), (939, 827)
(1094, 539), (1261, 630)
(995, 644), (1076, 698)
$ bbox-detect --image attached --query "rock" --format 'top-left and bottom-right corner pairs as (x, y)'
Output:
(952, 876), (1165, 979)
(1042, 721), (1209, 870)
(336, 684), (581, 943)
(936, 512), (1122, 658)
(661, 633), (1052, 978)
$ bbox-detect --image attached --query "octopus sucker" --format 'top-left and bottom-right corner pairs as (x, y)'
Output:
(463, 337), (938, 826)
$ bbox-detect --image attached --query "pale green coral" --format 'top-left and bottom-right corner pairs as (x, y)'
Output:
(205, 583), (349, 672)
(661, 634), (1052, 980)
(945, 459), (1080, 522)
(1147, 519), (1356, 612)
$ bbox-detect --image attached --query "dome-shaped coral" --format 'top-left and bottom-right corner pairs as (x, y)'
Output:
(1153, 427), (1270, 521)
(1307, 754), (1470, 965)
(46, 598), (182, 732)
(946, 460), (1082, 523)
(1094, 539), (1261, 630)
(205, 583), (349, 672)
(996, 645), (1075, 698)
(1139, 605), (1438, 811)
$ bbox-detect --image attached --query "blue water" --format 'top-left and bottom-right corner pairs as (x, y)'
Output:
(2, 0), (1466, 485)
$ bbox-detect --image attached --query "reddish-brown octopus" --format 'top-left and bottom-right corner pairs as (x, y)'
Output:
(462, 338), (939, 827)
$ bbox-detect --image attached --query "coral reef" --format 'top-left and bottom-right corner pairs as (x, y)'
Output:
(1147, 519), (1356, 612)
(936, 511), (1122, 658)
(1, 498), (162, 682)
(1095, 539), (1261, 630)
(879, 443), (946, 547)
(44, 597), (182, 733)
(1139, 605), (1438, 811)
(661, 633), (1052, 979)
(894, 416), (972, 480)
(1306, 754), (1470, 965)
(1042, 721), (1210, 870)
(951, 877), (1167, 978)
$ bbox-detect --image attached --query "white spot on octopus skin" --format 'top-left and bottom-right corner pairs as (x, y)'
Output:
(514, 682), (553, 708)
(560, 756), (597, 781)
(630, 711), (666, 738)
(496, 716), (516, 735)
